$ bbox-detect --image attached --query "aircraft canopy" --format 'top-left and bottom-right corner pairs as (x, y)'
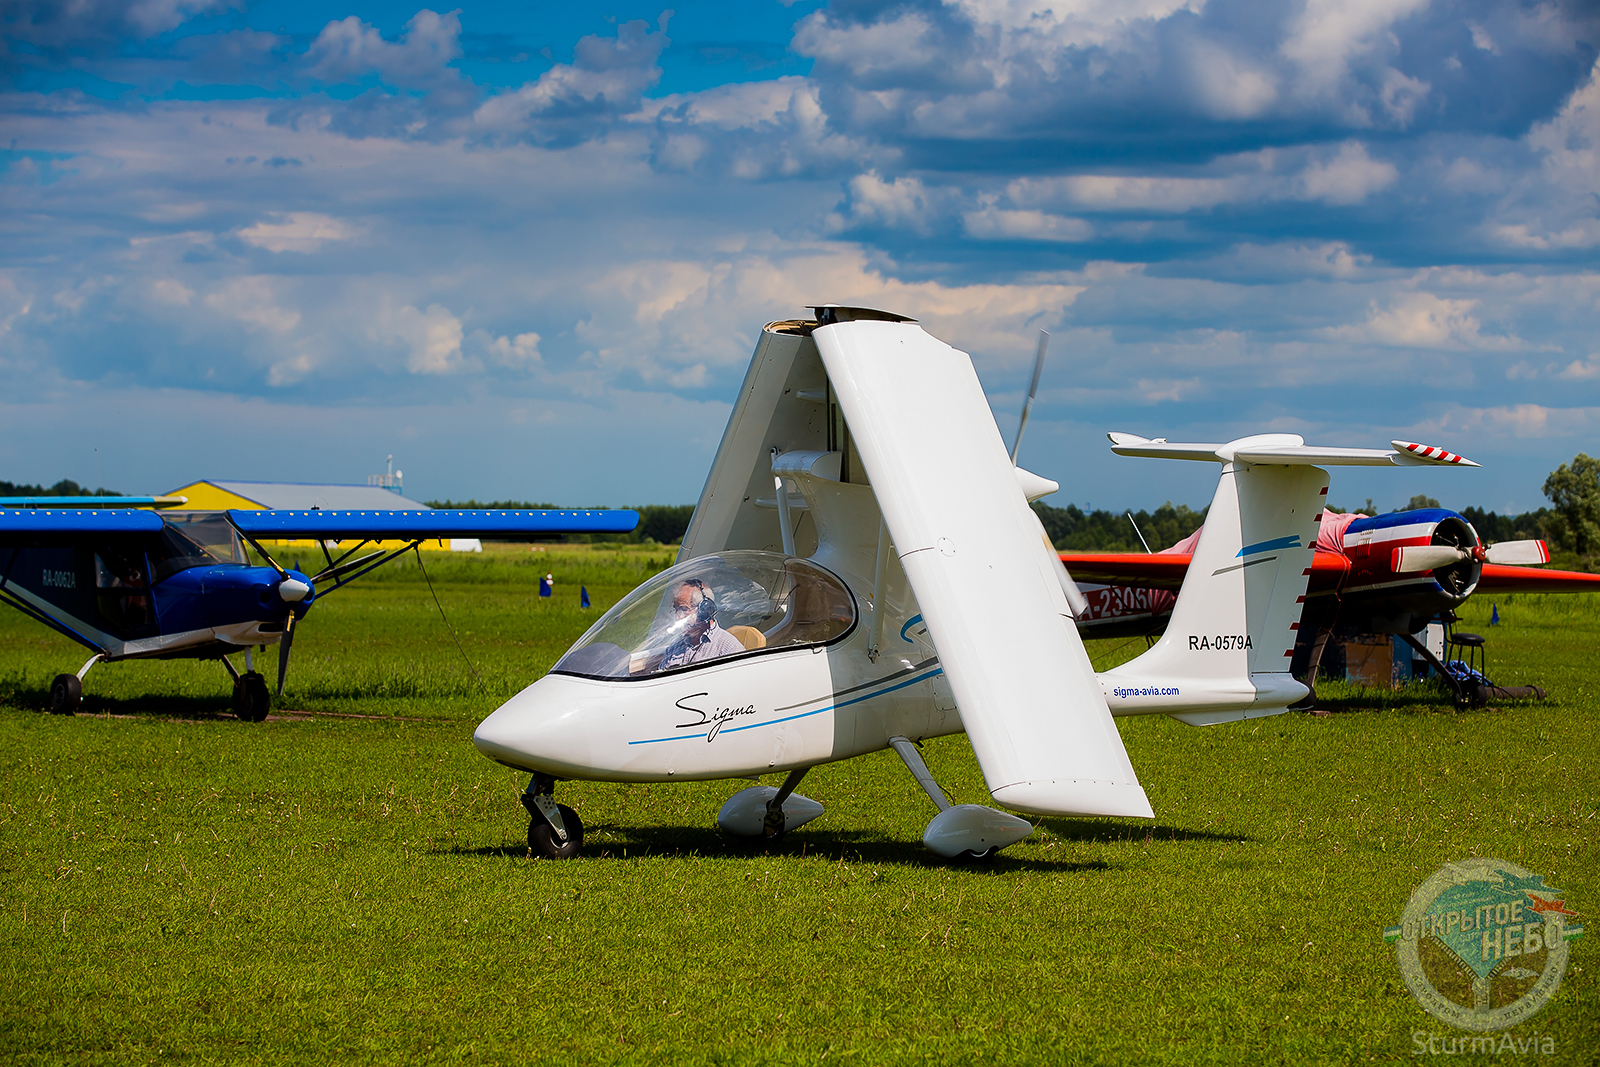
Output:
(552, 551), (856, 680)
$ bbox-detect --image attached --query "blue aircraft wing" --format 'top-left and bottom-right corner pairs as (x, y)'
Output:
(0, 496), (188, 508)
(0, 508), (166, 540)
(226, 508), (640, 540)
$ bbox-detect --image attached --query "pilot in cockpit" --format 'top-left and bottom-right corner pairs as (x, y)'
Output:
(658, 578), (745, 670)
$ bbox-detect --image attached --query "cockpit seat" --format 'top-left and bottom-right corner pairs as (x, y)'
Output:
(725, 625), (767, 651)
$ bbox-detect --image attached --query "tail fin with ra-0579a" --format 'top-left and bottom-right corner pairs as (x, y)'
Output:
(1095, 433), (1477, 725)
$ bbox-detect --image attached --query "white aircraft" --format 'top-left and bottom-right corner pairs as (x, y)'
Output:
(473, 307), (1473, 860)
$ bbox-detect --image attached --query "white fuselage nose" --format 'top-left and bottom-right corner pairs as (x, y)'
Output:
(472, 640), (957, 783)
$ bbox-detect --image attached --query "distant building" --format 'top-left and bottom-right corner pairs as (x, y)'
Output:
(165, 479), (481, 552)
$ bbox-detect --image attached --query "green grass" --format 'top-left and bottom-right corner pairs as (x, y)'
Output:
(0, 554), (1595, 1064)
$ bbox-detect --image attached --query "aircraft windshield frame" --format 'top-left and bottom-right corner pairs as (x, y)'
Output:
(150, 512), (247, 582)
(551, 551), (857, 682)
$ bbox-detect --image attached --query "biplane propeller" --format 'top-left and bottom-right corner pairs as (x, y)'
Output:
(471, 307), (1475, 861)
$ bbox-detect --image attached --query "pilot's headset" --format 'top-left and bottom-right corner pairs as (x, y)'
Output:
(686, 578), (716, 623)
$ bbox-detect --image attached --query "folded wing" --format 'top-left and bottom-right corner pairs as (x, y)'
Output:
(815, 319), (1151, 819)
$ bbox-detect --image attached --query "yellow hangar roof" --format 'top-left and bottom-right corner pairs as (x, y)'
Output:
(166, 480), (431, 512)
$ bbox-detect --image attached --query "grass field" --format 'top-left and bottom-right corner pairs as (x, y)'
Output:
(0, 546), (1595, 1064)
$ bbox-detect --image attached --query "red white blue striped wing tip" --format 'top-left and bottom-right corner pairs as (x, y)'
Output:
(1390, 441), (1481, 467)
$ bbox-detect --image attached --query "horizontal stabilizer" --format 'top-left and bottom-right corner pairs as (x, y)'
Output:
(227, 509), (639, 540)
(1109, 432), (1479, 468)
(818, 318), (1151, 820)
(0, 508), (165, 539)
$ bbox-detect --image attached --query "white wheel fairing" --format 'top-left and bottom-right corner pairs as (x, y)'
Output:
(716, 786), (826, 836)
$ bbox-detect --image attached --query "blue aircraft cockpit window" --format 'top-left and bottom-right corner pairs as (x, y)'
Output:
(160, 512), (246, 567)
(149, 513), (244, 582)
(551, 551), (857, 680)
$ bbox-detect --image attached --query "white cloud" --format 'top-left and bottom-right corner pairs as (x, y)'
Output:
(0, 275), (31, 338)
(1184, 38), (1279, 120)
(1280, 0), (1432, 91)
(964, 206), (1094, 242)
(306, 9), (462, 86)
(1298, 141), (1398, 204)
(1008, 173), (1247, 213)
(1493, 220), (1600, 250)
(482, 330), (542, 369)
(1328, 292), (1517, 350)
(472, 18), (668, 141)
(204, 277), (301, 334)
(376, 302), (466, 375)
(238, 213), (359, 253)
(1209, 241), (1374, 279)
(1423, 403), (1600, 439)
(835, 172), (934, 232)
(150, 279), (194, 305)
(126, 0), (238, 37)
(952, 0), (1206, 50)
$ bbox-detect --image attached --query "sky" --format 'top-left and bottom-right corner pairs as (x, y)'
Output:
(3, 1), (1599, 517)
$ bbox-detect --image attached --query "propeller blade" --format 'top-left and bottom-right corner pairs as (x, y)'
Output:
(276, 612), (295, 698)
(1484, 539), (1550, 566)
(1392, 545), (1470, 574)
(1009, 330), (1048, 466)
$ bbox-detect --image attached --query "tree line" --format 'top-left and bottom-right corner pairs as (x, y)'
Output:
(0, 478), (121, 497)
(12, 451), (1599, 561)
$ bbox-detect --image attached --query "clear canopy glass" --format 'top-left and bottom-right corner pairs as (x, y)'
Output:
(150, 512), (247, 582)
(552, 551), (857, 680)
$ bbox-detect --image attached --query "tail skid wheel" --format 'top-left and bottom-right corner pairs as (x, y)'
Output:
(232, 672), (271, 723)
(49, 674), (81, 715)
(528, 804), (584, 860)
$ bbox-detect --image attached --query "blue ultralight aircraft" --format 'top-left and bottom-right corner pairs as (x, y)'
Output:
(0, 502), (637, 719)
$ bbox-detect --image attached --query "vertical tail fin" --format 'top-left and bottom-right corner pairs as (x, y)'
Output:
(1100, 461), (1326, 721)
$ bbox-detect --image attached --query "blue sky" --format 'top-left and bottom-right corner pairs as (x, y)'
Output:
(3, 1), (1598, 515)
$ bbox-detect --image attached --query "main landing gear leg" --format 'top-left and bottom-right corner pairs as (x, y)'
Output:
(220, 653), (270, 723)
(888, 735), (1033, 860)
(522, 773), (584, 860)
(49, 652), (102, 715)
(762, 768), (809, 840)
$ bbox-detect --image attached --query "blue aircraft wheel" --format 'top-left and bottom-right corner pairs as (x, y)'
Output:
(527, 804), (584, 859)
(49, 674), (81, 715)
(233, 672), (271, 723)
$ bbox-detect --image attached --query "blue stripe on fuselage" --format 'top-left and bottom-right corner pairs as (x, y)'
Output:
(626, 666), (945, 745)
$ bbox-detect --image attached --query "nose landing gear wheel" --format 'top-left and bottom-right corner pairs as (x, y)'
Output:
(232, 671), (271, 722)
(527, 804), (584, 860)
(49, 674), (81, 715)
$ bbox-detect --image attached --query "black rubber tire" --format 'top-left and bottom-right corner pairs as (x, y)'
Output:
(233, 672), (271, 723)
(527, 804), (584, 859)
(49, 674), (81, 715)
